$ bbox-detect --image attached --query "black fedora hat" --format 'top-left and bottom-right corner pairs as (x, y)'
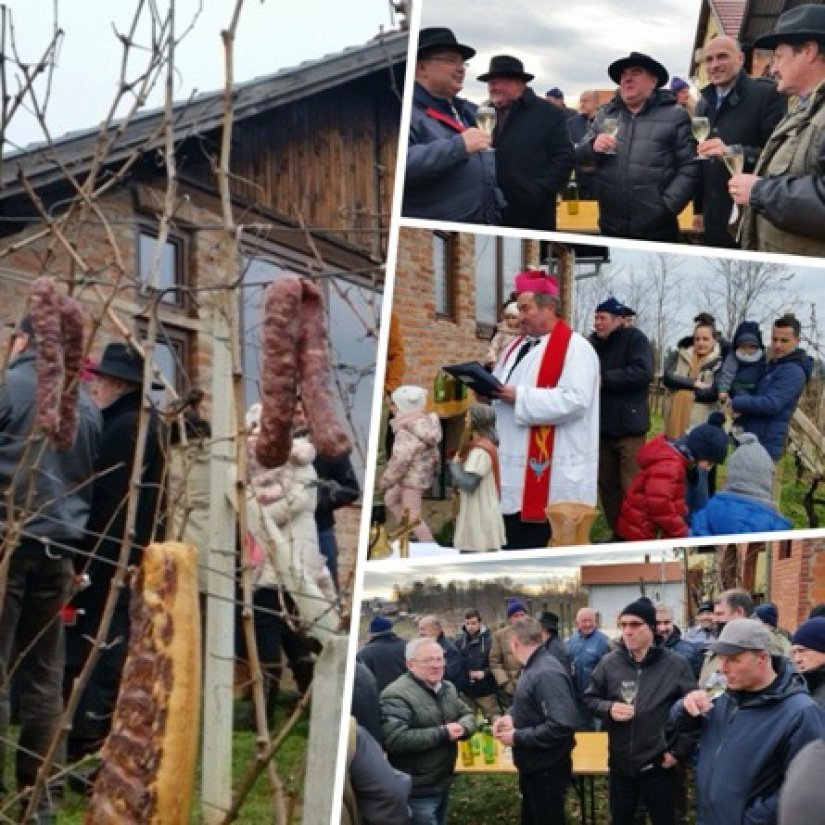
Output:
(538, 610), (560, 632)
(754, 4), (825, 49)
(417, 27), (476, 60)
(608, 51), (669, 88)
(478, 55), (534, 83)
(90, 342), (162, 388)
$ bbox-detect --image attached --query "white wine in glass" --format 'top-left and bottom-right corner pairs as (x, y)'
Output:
(692, 117), (710, 142)
(620, 680), (638, 704)
(476, 104), (496, 136)
(601, 118), (619, 154)
(723, 147), (744, 176)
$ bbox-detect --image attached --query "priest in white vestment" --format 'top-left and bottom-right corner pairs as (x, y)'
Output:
(491, 270), (599, 549)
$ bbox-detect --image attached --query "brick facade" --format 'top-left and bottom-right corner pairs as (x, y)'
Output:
(771, 537), (825, 629)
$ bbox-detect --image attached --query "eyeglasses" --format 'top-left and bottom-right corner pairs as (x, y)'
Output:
(618, 621), (646, 629)
(424, 54), (468, 68)
(413, 657), (444, 665)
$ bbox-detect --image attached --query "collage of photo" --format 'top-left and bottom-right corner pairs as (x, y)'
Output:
(0, 1), (823, 824)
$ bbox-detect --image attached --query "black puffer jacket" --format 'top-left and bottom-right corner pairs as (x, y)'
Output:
(589, 325), (654, 437)
(583, 641), (696, 776)
(454, 625), (497, 697)
(578, 89), (698, 241)
(511, 647), (578, 774)
(804, 665), (825, 707)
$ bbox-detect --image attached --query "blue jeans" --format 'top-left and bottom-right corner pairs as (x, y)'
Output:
(317, 526), (338, 589)
(409, 790), (450, 825)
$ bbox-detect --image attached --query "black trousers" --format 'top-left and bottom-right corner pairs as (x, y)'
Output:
(503, 513), (551, 550)
(609, 767), (678, 825)
(519, 756), (571, 825)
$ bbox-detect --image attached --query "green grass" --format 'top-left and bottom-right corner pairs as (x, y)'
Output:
(3, 694), (309, 824)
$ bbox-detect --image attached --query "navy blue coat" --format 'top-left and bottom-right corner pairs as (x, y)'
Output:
(663, 626), (702, 679)
(731, 348), (813, 459)
(671, 659), (825, 825)
(403, 83), (502, 224)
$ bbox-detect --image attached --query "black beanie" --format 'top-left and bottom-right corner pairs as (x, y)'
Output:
(620, 596), (656, 630)
(685, 411), (728, 465)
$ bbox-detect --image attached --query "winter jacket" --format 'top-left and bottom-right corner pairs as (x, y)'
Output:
(577, 89), (698, 241)
(584, 642), (696, 777)
(731, 348), (813, 460)
(313, 452), (360, 531)
(671, 658), (825, 825)
(248, 437), (334, 600)
(717, 320), (766, 397)
(436, 632), (462, 688)
(566, 629), (611, 695)
(380, 410), (442, 492)
(803, 665), (825, 707)
(617, 436), (690, 541)
(693, 71), (785, 248)
(484, 321), (520, 368)
(358, 633), (408, 694)
(663, 626), (702, 679)
(0, 351), (101, 548)
(454, 625), (497, 698)
(589, 325), (654, 438)
(779, 738), (825, 825)
(489, 625), (522, 698)
(403, 82), (502, 224)
(690, 492), (792, 537)
(351, 661), (383, 746)
(492, 86), (574, 230)
(543, 634), (571, 673)
(742, 77), (825, 257)
(662, 341), (722, 432)
(381, 671), (475, 795)
(510, 647), (578, 774)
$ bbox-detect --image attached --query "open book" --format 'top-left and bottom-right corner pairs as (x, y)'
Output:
(443, 361), (504, 397)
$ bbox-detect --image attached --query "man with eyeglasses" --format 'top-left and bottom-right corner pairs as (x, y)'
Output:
(403, 27), (503, 224)
(381, 637), (476, 825)
(583, 597), (695, 825)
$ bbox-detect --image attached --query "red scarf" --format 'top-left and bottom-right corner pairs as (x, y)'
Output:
(424, 106), (466, 133)
(505, 322), (573, 521)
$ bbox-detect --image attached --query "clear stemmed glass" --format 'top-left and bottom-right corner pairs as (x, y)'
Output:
(601, 117), (619, 155)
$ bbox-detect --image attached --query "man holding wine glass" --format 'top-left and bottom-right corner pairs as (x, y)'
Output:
(732, 4), (825, 256)
(477, 54), (573, 230)
(583, 597), (696, 825)
(576, 51), (698, 243)
(403, 27), (503, 225)
(691, 35), (785, 248)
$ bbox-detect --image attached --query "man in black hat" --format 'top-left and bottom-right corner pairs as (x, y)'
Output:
(730, 4), (825, 256)
(588, 297), (654, 540)
(584, 597), (695, 825)
(403, 27), (502, 224)
(538, 610), (570, 671)
(479, 55), (573, 230)
(0, 315), (101, 818)
(65, 342), (167, 766)
(691, 35), (785, 248)
(576, 51), (698, 242)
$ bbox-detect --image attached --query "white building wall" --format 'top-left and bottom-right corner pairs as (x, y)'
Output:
(586, 583), (686, 635)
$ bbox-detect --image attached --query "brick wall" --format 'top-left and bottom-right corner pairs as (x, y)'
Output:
(771, 538), (825, 629)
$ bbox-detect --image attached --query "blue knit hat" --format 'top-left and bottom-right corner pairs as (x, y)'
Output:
(369, 615), (392, 634)
(596, 297), (625, 316)
(791, 617), (825, 653)
(755, 603), (779, 628)
(685, 412), (728, 465)
(506, 597), (528, 619)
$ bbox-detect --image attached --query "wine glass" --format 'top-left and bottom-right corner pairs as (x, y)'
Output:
(704, 672), (727, 701)
(620, 680), (638, 704)
(723, 146), (745, 223)
(692, 117), (710, 158)
(601, 117), (619, 155)
(475, 103), (496, 152)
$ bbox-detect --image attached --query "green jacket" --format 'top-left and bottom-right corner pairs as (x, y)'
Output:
(380, 671), (475, 795)
(741, 78), (825, 256)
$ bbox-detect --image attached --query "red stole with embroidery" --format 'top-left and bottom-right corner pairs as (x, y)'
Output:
(518, 321), (573, 521)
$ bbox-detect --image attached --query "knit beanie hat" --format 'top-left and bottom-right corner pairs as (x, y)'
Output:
(685, 412), (728, 465)
(724, 433), (775, 506)
(619, 596), (656, 631)
(369, 615), (393, 634)
(506, 597), (528, 619)
(791, 617), (825, 653)
(392, 385), (427, 415)
(754, 603), (779, 628)
(732, 320), (764, 350)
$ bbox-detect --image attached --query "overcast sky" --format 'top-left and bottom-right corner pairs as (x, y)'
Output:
(419, 0), (703, 105)
(2, 0), (400, 149)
